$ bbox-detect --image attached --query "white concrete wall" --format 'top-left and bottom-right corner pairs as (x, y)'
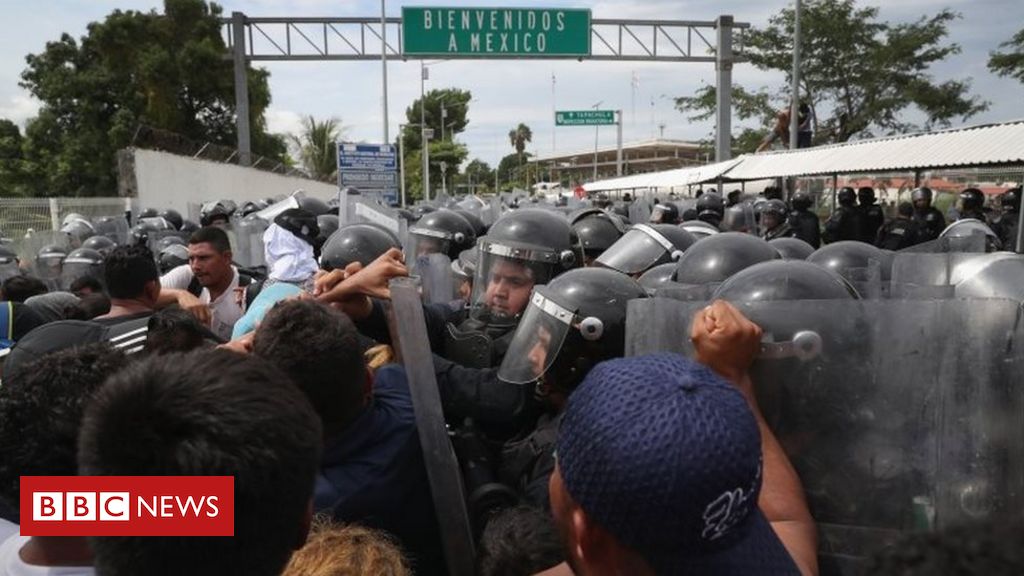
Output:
(130, 149), (336, 218)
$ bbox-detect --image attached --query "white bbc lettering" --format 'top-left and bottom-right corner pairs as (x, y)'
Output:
(33, 492), (64, 521)
(66, 492), (96, 521)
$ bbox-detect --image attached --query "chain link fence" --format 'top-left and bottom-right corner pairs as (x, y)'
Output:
(0, 197), (136, 240)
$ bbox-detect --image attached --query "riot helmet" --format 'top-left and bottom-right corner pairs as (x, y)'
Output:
(130, 217), (173, 247)
(159, 209), (184, 231)
(792, 191), (813, 211)
(760, 199), (789, 232)
(200, 200), (234, 227)
(722, 201), (757, 233)
(453, 208), (488, 237)
(93, 216), (127, 245)
(470, 209), (583, 326)
(595, 223), (696, 276)
(649, 202), (680, 225)
(911, 187), (934, 210)
(636, 262), (678, 292)
(674, 232), (780, 286)
(1001, 187), (1021, 213)
(273, 208), (320, 249)
(696, 192), (725, 225)
(35, 244), (68, 283)
(807, 241), (892, 294)
(315, 214), (340, 248)
(180, 219), (200, 236)
(0, 246), (19, 283)
(297, 196), (331, 217)
(451, 248), (478, 303)
(414, 204), (437, 219)
(239, 201), (262, 217)
(408, 209), (477, 260)
(60, 218), (96, 248)
(396, 208), (417, 224)
(712, 260), (861, 302)
(857, 187), (876, 206)
(769, 237), (815, 260)
(155, 235), (186, 253)
(60, 248), (104, 291)
(681, 220), (721, 239)
(959, 188), (984, 213)
(319, 223), (402, 271)
(570, 209), (626, 265)
(939, 218), (1002, 252)
(837, 187), (856, 207)
(497, 267), (647, 394)
(137, 208), (159, 220)
(158, 244), (190, 275)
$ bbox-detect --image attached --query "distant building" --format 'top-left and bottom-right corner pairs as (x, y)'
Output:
(530, 138), (705, 185)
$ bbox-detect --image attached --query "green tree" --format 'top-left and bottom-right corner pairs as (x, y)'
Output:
(675, 0), (988, 152)
(989, 28), (1024, 85)
(402, 88), (472, 152)
(17, 0), (286, 196)
(289, 116), (343, 182)
(497, 151), (532, 189)
(508, 123), (533, 160)
(0, 119), (31, 197)
(429, 140), (469, 195)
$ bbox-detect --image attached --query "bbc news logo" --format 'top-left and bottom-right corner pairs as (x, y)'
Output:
(20, 476), (234, 536)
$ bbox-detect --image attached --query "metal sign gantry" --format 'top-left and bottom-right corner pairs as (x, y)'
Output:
(221, 12), (748, 170)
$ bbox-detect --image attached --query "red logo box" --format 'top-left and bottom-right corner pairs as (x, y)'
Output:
(20, 476), (234, 537)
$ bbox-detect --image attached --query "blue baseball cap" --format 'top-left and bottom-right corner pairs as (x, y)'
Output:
(556, 353), (800, 575)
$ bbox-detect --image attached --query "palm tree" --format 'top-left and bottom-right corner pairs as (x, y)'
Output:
(289, 116), (344, 181)
(508, 123), (533, 162)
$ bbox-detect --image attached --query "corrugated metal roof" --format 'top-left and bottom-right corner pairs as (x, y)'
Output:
(724, 119), (1024, 180)
(583, 158), (742, 192)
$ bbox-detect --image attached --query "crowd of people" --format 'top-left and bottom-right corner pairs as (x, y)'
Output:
(0, 183), (1020, 576)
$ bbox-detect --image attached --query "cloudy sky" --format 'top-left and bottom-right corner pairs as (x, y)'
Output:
(0, 0), (1021, 168)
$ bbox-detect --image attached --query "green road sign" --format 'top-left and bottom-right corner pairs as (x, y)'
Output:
(555, 110), (617, 126)
(402, 7), (591, 57)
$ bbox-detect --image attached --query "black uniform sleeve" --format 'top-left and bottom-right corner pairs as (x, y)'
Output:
(353, 298), (460, 354)
(433, 354), (527, 426)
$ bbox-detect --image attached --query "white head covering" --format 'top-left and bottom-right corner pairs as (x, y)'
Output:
(263, 223), (319, 283)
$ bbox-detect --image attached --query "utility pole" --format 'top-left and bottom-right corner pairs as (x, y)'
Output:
(616, 110), (623, 177)
(231, 12), (251, 166)
(421, 62), (429, 202)
(592, 100), (602, 181)
(381, 0), (389, 144)
(789, 0), (802, 152)
(715, 15), (734, 162)
(398, 123), (407, 207)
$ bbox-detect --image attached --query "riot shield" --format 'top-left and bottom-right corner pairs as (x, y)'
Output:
(253, 194), (301, 223)
(232, 216), (269, 270)
(411, 252), (455, 305)
(17, 231), (69, 289)
(626, 297), (1024, 575)
(93, 216), (130, 246)
(386, 277), (475, 576)
(628, 198), (652, 224)
(889, 252), (1020, 299)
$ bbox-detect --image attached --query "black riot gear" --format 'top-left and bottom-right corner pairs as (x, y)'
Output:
(200, 200), (235, 227)
(787, 193), (822, 248)
(408, 209), (477, 260)
(791, 191), (813, 211)
(636, 262), (678, 292)
(760, 199), (796, 241)
(137, 208), (159, 220)
(273, 208), (320, 249)
(159, 244), (190, 274)
(159, 209), (184, 231)
(180, 219), (200, 236)
(875, 202), (923, 251)
(958, 188), (985, 217)
(35, 244), (68, 285)
(297, 196), (331, 217)
(320, 223), (402, 271)
(453, 209), (488, 237)
(939, 218), (1002, 252)
(60, 248), (104, 290)
(856, 187), (885, 243)
(838, 187), (856, 206)
(60, 217), (96, 248)
(769, 237), (815, 260)
(808, 241), (892, 296)
(823, 188), (862, 244)
(712, 260), (861, 302)
(995, 187), (1021, 250)
(911, 187), (946, 241)
(696, 192), (725, 226)
(315, 214), (339, 249)
(595, 224), (696, 276)
(81, 235), (117, 257)
(155, 235), (185, 254)
(649, 202), (680, 225)
(570, 208), (625, 265)
(674, 232), (780, 286)
(497, 267), (647, 393)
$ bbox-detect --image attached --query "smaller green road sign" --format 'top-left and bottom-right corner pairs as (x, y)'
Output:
(402, 7), (591, 57)
(555, 110), (617, 126)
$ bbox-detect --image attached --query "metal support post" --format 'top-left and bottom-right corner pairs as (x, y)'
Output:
(715, 15), (734, 163)
(399, 124), (407, 207)
(381, 0), (389, 144)
(616, 110), (624, 177)
(789, 0), (801, 151)
(421, 63), (430, 202)
(231, 12), (252, 166)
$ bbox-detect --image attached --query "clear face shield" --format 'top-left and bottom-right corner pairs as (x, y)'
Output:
(407, 227), (454, 260)
(35, 254), (64, 282)
(469, 240), (557, 326)
(60, 260), (103, 291)
(723, 202), (758, 234)
(498, 289), (575, 385)
(594, 225), (681, 276)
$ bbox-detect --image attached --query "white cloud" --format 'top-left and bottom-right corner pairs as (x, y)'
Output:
(264, 107), (305, 137)
(0, 93), (41, 127)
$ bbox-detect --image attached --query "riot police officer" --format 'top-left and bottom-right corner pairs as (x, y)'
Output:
(649, 201), (680, 225)
(995, 187), (1021, 250)
(570, 208), (625, 266)
(911, 187), (945, 241)
(159, 209), (184, 231)
(957, 188), (987, 222)
(788, 191), (821, 248)
(875, 202), (923, 250)
(760, 199), (796, 241)
(856, 187), (885, 243)
(496, 267), (647, 506)
(696, 192), (726, 228)
(594, 223), (696, 277)
(823, 187), (862, 244)
(320, 223), (402, 271)
(408, 209), (477, 260)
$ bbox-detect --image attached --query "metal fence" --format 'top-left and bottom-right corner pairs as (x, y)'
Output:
(0, 197), (135, 240)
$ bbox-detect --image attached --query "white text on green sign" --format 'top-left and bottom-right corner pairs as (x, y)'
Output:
(402, 7), (591, 57)
(555, 110), (617, 126)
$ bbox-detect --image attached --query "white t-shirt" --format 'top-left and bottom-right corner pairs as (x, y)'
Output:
(0, 533), (95, 576)
(160, 265), (246, 341)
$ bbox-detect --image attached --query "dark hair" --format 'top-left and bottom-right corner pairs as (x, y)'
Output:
(69, 275), (104, 297)
(477, 506), (565, 576)
(252, 300), (367, 435)
(0, 344), (128, 509)
(103, 245), (159, 300)
(867, 518), (1024, 575)
(144, 306), (219, 355)
(63, 293), (112, 320)
(78, 349), (323, 576)
(189, 226), (232, 254)
(898, 202), (914, 217)
(2, 275), (48, 302)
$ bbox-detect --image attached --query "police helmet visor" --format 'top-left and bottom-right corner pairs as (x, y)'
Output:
(469, 242), (553, 325)
(594, 225), (679, 275)
(497, 288), (574, 385)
